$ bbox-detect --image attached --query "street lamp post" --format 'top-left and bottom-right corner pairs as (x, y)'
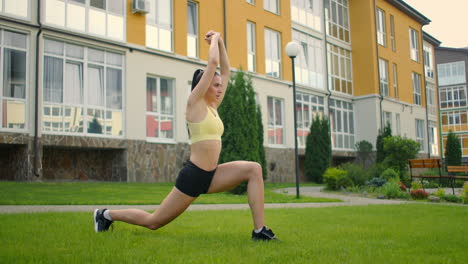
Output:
(286, 41), (301, 199)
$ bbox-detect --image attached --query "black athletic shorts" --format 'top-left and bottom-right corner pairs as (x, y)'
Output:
(175, 160), (216, 197)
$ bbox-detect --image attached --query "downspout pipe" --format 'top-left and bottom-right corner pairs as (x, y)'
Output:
(323, 1), (332, 126)
(422, 34), (431, 158)
(33, 0), (43, 177)
(223, 0), (227, 49)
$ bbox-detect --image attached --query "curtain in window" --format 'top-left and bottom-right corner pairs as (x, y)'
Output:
(160, 79), (172, 115)
(3, 49), (26, 98)
(44, 56), (63, 103)
(106, 68), (122, 109)
(146, 77), (157, 112)
(187, 3), (197, 35)
(64, 62), (83, 104)
(88, 66), (104, 106)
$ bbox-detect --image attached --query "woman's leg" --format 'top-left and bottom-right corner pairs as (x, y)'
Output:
(207, 161), (264, 229)
(109, 187), (196, 230)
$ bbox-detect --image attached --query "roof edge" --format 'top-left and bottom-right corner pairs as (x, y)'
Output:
(385, 0), (431, 25)
(423, 31), (441, 46)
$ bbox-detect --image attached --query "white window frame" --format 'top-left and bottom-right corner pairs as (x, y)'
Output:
(437, 61), (466, 86)
(324, 0), (351, 43)
(146, 0), (173, 52)
(293, 30), (325, 89)
(329, 99), (355, 150)
(390, 14), (396, 51)
(439, 85), (467, 109)
(291, 0), (322, 31)
(44, 0), (126, 42)
(395, 113), (401, 135)
(429, 120), (438, 156)
(296, 92), (325, 148)
(427, 83), (436, 116)
(0, 29), (29, 132)
(409, 28), (419, 62)
(267, 96), (284, 146)
(379, 58), (389, 96)
(146, 75), (176, 143)
(412, 72), (421, 105)
(423, 44), (434, 79)
(247, 21), (256, 72)
(264, 28), (281, 78)
(42, 38), (125, 138)
(415, 119), (425, 152)
(327, 43), (353, 94)
(383, 111), (392, 130)
(246, 0), (255, 5)
(187, 1), (198, 58)
(376, 8), (386, 47)
(0, 0), (29, 20)
(264, 0), (279, 15)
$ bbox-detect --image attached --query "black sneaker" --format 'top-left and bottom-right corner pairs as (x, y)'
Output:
(252, 226), (279, 241)
(93, 209), (113, 232)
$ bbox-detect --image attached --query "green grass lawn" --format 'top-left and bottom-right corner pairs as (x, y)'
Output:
(0, 204), (466, 263)
(0, 182), (338, 205)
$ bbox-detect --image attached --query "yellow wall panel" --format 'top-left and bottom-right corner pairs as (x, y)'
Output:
(126, 0), (146, 46)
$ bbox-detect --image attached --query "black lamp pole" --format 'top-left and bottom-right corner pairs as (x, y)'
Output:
(290, 55), (300, 199)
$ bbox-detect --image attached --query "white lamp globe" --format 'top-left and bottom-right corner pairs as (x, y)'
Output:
(285, 41), (300, 58)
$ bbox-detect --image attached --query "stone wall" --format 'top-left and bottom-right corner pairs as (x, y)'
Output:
(265, 148), (295, 182)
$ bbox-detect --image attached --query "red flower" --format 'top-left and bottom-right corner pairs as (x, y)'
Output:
(410, 189), (429, 199)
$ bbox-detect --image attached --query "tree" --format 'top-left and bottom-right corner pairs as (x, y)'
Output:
(256, 104), (267, 179)
(88, 117), (102, 134)
(218, 70), (266, 194)
(376, 122), (392, 163)
(355, 140), (373, 169)
(304, 115), (332, 183)
(383, 136), (420, 178)
(445, 131), (462, 166)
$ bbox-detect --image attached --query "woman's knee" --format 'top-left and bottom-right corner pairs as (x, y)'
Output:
(248, 162), (262, 179)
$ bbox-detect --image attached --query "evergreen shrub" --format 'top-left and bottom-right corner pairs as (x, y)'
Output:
(304, 115), (331, 183)
(323, 168), (347, 190)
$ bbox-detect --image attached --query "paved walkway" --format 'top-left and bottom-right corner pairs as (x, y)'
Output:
(0, 187), (463, 214)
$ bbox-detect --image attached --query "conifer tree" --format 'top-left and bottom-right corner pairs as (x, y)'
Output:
(445, 131), (462, 166)
(304, 115), (331, 183)
(376, 122), (392, 163)
(218, 71), (266, 194)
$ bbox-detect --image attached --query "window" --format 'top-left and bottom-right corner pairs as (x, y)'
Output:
(324, 0), (350, 43)
(147, 0), (173, 52)
(246, 0), (255, 4)
(265, 28), (281, 78)
(390, 15), (396, 51)
(329, 99), (354, 150)
(327, 44), (353, 94)
(427, 83), (436, 116)
(395, 113), (401, 135)
(0, 0), (28, 18)
(439, 85), (467, 109)
(45, 0), (125, 41)
(264, 0), (279, 14)
(291, 0), (321, 31)
(412, 72), (421, 105)
(187, 1), (198, 58)
(293, 30), (325, 89)
(376, 8), (386, 46)
(379, 58), (389, 96)
(247, 22), (256, 72)
(409, 28), (419, 62)
(267, 97), (284, 145)
(415, 119), (425, 151)
(441, 110), (467, 134)
(0, 29), (27, 130)
(429, 121), (438, 156)
(43, 39), (124, 136)
(383, 111), (392, 130)
(393, 63), (398, 99)
(146, 76), (175, 140)
(296, 92), (325, 147)
(437, 61), (466, 86)
(423, 44), (434, 79)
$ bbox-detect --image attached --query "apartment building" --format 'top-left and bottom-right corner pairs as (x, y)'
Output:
(349, 0), (439, 157)
(0, 0), (438, 182)
(435, 47), (468, 160)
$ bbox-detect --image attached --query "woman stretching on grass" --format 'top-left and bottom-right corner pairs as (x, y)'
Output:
(94, 30), (278, 241)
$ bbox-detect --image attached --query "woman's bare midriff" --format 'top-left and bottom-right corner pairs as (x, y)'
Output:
(189, 140), (222, 171)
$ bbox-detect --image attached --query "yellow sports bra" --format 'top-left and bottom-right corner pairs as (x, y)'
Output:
(187, 106), (224, 144)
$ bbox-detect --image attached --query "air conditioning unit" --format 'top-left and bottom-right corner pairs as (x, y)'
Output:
(133, 0), (150, 14)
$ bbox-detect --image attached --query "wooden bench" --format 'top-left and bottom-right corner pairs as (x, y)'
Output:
(408, 159), (467, 194)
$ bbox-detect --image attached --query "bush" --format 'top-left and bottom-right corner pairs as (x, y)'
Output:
(410, 189), (429, 200)
(381, 181), (407, 199)
(442, 194), (463, 203)
(305, 116), (332, 183)
(434, 188), (446, 198)
(383, 136), (420, 178)
(355, 140), (373, 168)
(367, 163), (387, 180)
(336, 175), (354, 190)
(366, 177), (387, 187)
(381, 168), (399, 181)
(445, 131), (462, 166)
(464, 182), (468, 204)
(398, 182), (407, 191)
(339, 163), (370, 186)
(411, 181), (423, 190)
(323, 168), (348, 190)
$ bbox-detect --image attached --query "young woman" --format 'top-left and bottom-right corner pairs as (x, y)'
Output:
(94, 31), (278, 241)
